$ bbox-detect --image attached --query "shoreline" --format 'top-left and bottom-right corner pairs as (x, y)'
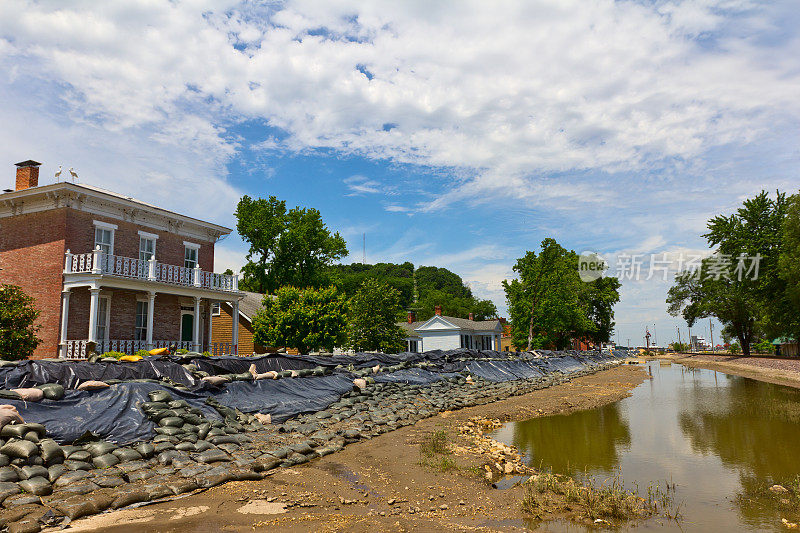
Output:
(64, 364), (647, 532)
(656, 353), (800, 389)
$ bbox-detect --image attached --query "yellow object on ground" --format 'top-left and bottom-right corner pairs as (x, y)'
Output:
(119, 355), (142, 362)
(149, 347), (169, 356)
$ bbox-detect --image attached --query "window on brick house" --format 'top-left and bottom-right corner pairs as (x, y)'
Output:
(135, 301), (148, 341)
(139, 236), (156, 262)
(95, 228), (113, 255)
(96, 296), (110, 341)
(211, 302), (221, 316)
(184, 245), (198, 269)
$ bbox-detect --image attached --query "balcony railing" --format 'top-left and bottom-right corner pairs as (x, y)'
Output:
(64, 247), (238, 292)
(63, 339), (238, 359)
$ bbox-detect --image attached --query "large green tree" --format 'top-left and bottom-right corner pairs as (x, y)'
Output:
(778, 192), (800, 340)
(667, 191), (787, 357)
(235, 195), (348, 294)
(0, 285), (41, 361)
(252, 285), (346, 353)
(345, 279), (406, 353)
(503, 239), (617, 350)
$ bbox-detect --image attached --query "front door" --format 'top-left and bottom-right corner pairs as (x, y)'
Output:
(181, 313), (193, 343)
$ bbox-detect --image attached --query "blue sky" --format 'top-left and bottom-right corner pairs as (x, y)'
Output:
(1, 0), (798, 347)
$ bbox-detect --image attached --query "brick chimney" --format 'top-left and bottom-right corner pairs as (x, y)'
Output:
(15, 160), (41, 191)
(407, 310), (416, 324)
(468, 312), (474, 321)
(434, 305), (442, 316)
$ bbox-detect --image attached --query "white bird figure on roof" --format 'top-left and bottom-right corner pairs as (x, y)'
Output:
(69, 167), (78, 182)
(54, 165), (62, 181)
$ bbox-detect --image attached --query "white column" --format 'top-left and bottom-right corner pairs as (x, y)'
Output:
(231, 300), (240, 355)
(146, 291), (156, 349)
(193, 264), (202, 288)
(87, 287), (101, 342)
(192, 296), (201, 352)
(148, 256), (157, 281)
(59, 290), (71, 358)
(91, 246), (103, 275)
(207, 302), (213, 354)
(64, 250), (73, 273)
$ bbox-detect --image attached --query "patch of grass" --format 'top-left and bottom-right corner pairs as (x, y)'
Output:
(420, 429), (451, 457)
(521, 471), (681, 526)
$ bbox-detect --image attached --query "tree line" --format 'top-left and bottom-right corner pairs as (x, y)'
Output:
(667, 190), (800, 357)
(235, 195), (498, 353)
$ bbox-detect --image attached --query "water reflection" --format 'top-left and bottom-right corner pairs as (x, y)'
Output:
(511, 403), (630, 477)
(494, 361), (800, 532)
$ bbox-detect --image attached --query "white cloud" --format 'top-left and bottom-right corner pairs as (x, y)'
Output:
(1, 0), (797, 212)
(343, 174), (383, 196)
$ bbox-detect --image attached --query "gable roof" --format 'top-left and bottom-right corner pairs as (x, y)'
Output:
(222, 291), (269, 322)
(397, 314), (502, 334)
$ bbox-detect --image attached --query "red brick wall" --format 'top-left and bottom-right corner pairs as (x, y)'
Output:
(0, 209), (68, 359)
(0, 205), (219, 359)
(65, 210), (215, 271)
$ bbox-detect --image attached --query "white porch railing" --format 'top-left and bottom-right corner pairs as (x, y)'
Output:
(64, 248), (238, 293)
(62, 339), (198, 359)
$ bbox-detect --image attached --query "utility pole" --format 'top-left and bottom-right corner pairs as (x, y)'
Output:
(676, 326), (681, 350)
(362, 233), (366, 264)
(709, 319), (714, 353)
(688, 326), (692, 352)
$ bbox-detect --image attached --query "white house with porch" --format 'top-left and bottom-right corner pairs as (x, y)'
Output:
(399, 307), (503, 353)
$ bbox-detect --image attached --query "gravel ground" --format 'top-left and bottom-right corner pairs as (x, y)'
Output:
(661, 353), (800, 388)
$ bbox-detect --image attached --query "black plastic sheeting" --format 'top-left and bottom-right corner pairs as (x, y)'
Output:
(0, 382), (219, 445)
(2, 350), (629, 445)
(0, 360), (197, 389)
(209, 374), (356, 424)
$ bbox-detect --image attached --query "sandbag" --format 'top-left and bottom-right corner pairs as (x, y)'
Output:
(77, 380), (110, 391)
(0, 405), (23, 428)
(35, 384), (64, 401)
(85, 441), (116, 457)
(149, 347), (169, 356)
(254, 413), (271, 425)
(10, 388), (43, 402)
(19, 476), (52, 495)
(119, 355), (142, 362)
(39, 439), (65, 464)
(0, 440), (37, 459)
(134, 442), (155, 458)
(201, 376), (229, 387)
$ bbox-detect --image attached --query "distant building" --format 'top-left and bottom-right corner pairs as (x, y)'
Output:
(499, 319), (515, 352)
(773, 338), (799, 357)
(690, 335), (711, 351)
(398, 305), (503, 352)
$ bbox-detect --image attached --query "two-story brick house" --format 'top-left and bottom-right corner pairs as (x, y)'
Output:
(0, 160), (244, 359)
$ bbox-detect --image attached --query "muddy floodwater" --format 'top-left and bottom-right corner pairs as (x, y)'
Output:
(493, 360), (800, 532)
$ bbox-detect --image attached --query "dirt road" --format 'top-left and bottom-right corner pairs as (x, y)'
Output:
(62, 365), (646, 533)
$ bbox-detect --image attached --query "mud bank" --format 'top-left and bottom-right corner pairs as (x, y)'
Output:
(64, 364), (646, 533)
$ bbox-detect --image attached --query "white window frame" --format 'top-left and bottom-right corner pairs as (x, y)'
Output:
(138, 231), (158, 262)
(183, 241), (200, 270)
(134, 300), (148, 341)
(211, 302), (221, 317)
(95, 295), (112, 342)
(93, 221), (117, 256)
